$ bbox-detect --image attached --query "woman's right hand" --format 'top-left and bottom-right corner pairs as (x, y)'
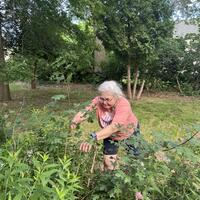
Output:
(79, 142), (92, 152)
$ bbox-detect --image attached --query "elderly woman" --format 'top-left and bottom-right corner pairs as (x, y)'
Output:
(71, 80), (140, 170)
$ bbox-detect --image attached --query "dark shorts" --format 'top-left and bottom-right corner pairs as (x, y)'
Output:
(103, 124), (140, 156)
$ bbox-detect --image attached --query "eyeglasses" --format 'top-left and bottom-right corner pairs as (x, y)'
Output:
(99, 96), (114, 103)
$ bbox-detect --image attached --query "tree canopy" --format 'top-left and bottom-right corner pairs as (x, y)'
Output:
(0, 0), (199, 101)
(91, 0), (174, 98)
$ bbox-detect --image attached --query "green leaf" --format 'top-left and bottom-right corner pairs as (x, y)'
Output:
(13, 194), (23, 200)
(40, 169), (58, 186)
(51, 95), (66, 101)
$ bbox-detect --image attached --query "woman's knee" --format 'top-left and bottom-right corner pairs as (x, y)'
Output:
(103, 154), (118, 170)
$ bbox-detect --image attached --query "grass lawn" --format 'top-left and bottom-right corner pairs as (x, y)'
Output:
(1, 82), (200, 141)
(134, 94), (200, 140)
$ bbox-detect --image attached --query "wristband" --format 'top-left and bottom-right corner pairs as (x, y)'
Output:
(90, 132), (97, 141)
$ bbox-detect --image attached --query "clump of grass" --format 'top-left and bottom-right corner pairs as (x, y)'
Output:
(134, 98), (200, 140)
(10, 81), (30, 91)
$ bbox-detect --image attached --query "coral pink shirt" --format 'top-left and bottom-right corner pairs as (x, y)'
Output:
(90, 96), (138, 140)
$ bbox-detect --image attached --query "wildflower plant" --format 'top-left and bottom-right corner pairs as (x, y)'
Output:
(0, 102), (199, 200)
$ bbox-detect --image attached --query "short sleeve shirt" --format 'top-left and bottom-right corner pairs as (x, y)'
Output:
(91, 96), (138, 140)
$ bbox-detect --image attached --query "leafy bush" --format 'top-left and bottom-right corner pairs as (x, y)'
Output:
(0, 151), (80, 200)
(0, 105), (200, 200)
(100, 51), (126, 82)
(145, 79), (172, 92)
(181, 83), (200, 96)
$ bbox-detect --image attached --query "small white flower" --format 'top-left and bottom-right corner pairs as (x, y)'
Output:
(154, 151), (170, 163)
(0, 162), (5, 169)
(27, 150), (33, 157)
(171, 169), (175, 174)
(4, 114), (9, 119)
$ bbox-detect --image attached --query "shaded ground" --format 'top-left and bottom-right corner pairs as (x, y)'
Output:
(1, 83), (97, 111)
(2, 83), (199, 110)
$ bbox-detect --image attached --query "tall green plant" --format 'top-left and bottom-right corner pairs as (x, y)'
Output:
(0, 102), (200, 199)
(0, 150), (80, 200)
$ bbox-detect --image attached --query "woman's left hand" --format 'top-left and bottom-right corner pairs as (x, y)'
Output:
(79, 142), (92, 152)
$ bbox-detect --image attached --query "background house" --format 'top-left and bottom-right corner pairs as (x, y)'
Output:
(173, 21), (199, 37)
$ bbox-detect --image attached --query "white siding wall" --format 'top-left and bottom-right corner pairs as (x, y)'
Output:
(174, 21), (199, 37)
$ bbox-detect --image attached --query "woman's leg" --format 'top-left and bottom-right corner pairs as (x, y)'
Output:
(103, 154), (118, 170)
(103, 138), (119, 170)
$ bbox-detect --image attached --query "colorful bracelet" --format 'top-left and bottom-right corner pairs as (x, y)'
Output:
(90, 132), (97, 141)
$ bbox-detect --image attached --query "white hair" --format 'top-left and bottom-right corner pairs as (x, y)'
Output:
(98, 80), (124, 97)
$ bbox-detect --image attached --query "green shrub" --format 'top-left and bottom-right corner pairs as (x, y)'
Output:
(0, 106), (200, 200)
(0, 150), (80, 200)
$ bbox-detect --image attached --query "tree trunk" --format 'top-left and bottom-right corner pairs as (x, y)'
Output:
(176, 75), (183, 94)
(127, 55), (132, 99)
(31, 63), (37, 89)
(136, 80), (145, 100)
(0, 83), (4, 100)
(0, 82), (11, 101)
(31, 79), (36, 89)
(0, 18), (11, 101)
(132, 64), (139, 99)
